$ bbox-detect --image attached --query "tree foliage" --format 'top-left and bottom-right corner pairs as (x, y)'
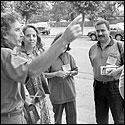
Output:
(50, 1), (101, 22)
(14, 1), (46, 23)
(1, 1), (124, 26)
(116, 1), (124, 7)
(69, 1), (100, 14)
(97, 1), (124, 19)
(1, 1), (11, 12)
(50, 1), (75, 22)
(68, 1), (101, 33)
(1, 1), (6, 12)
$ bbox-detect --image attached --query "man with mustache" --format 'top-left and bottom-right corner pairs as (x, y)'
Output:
(89, 19), (124, 124)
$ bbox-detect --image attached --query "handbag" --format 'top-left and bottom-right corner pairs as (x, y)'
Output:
(40, 74), (50, 94)
(25, 77), (43, 103)
(41, 77), (50, 94)
(24, 102), (40, 124)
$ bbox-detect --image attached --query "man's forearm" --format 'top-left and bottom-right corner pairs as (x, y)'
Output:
(28, 38), (66, 77)
(44, 72), (57, 79)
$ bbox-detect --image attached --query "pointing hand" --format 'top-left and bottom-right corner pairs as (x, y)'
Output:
(61, 14), (82, 44)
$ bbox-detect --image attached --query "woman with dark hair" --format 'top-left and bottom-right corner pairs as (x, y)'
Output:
(44, 33), (78, 124)
(22, 24), (45, 51)
(20, 24), (51, 124)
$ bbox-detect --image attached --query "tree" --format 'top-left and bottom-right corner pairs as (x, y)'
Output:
(29, 1), (52, 23)
(69, 1), (101, 34)
(14, 1), (46, 24)
(1, 1), (6, 12)
(97, 1), (115, 19)
(50, 1), (75, 22)
(97, 1), (124, 20)
(116, 1), (124, 7)
(1, 1), (12, 12)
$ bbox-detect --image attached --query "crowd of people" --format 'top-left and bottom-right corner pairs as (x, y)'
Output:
(1, 11), (124, 124)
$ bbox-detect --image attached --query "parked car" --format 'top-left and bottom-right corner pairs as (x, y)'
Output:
(110, 24), (124, 41)
(87, 24), (124, 41)
(36, 22), (50, 35)
(116, 22), (124, 30)
(87, 30), (97, 41)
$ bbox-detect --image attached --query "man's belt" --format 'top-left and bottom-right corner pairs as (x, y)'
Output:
(1, 110), (23, 118)
(94, 79), (119, 84)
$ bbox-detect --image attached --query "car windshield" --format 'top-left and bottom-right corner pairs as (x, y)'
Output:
(117, 25), (124, 31)
(36, 22), (49, 27)
(110, 25), (124, 31)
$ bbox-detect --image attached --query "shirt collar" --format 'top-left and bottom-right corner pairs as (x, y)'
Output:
(97, 36), (114, 48)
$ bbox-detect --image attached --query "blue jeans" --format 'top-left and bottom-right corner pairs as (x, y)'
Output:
(52, 100), (77, 124)
(93, 80), (124, 124)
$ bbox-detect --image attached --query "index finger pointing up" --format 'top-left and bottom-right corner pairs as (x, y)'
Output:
(68, 14), (82, 27)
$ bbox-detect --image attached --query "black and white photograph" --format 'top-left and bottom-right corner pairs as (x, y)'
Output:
(1, 1), (124, 124)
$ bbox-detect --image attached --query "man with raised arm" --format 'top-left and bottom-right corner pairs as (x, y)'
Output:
(1, 11), (82, 124)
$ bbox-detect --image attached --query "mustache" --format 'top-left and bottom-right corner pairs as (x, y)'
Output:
(98, 35), (105, 37)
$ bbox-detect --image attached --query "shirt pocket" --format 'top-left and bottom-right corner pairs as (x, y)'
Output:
(107, 52), (119, 65)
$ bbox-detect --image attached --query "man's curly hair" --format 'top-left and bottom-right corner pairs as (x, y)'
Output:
(1, 11), (22, 48)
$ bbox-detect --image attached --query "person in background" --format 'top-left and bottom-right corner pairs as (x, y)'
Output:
(119, 68), (124, 99)
(44, 32), (78, 124)
(21, 24), (51, 124)
(89, 19), (124, 124)
(1, 11), (82, 124)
